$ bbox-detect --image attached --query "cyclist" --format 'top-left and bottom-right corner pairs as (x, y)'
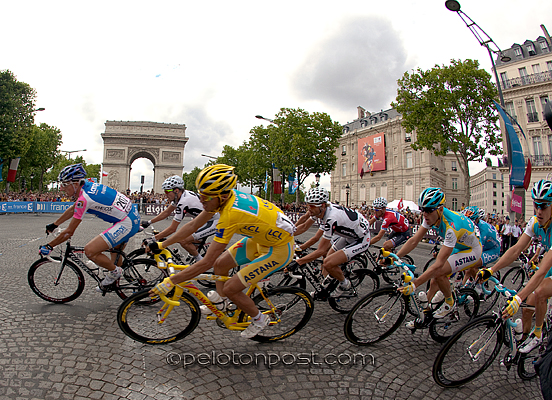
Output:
(148, 164), (296, 339)
(39, 163), (140, 289)
(395, 187), (482, 319)
(368, 197), (411, 251)
(460, 206), (501, 292)
(141, 175), (219, 263)
(481, 179), (552, 351)
(293, 187), (371, 297)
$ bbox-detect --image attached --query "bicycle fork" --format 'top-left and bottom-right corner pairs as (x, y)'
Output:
(468, 322), (501, 361)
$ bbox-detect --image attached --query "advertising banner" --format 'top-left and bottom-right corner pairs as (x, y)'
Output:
(358, 133), (386, 176)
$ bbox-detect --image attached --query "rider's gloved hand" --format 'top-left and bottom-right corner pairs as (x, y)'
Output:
(141, 220), (152, 229)
(39, 244), (53, 256)
(148, 241), (164, 255)
(151, 277), (175, 296)
(45, 223), (58, 234)
(476, 268), (493, 283)
(398, 282), (416, 295)
(503, 295), (522, 318)
(382, 256), (393, 266)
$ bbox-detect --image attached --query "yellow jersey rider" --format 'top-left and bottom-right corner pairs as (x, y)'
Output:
(149, 164), (296, 339)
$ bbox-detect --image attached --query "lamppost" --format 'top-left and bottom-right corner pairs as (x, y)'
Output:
(30, 172), (35, 191)
(255, 115), (285, 205)
(201, 154), (218, 160)
(61, 149), (87, 160)
(345, 184), (350, 208)
(315, 173), (321, 187)
(444, 0), (511, 107)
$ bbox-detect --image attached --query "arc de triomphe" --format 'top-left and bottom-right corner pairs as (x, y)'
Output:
(101, 121), (188, 193)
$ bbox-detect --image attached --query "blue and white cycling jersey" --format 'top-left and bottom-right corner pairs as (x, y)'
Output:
(524, 215), (552, 278)
(422, 207), (480, 252)
(74, 181), (133, 224)
(478, 220), (501, 251)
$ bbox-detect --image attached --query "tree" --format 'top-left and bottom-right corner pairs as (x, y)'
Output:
(392, 59), (502, 203)
(182, 167), (202, 191)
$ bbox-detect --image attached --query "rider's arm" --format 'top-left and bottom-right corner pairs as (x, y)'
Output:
(149, 204), (176, 224)
(294, 216), (315, 236)
(167, 241), (228, 285)
(395, 225), (428, 258)
(296, 237), (332, 265)
(299, 229), (323, 250)
(295, 211), (312, 227)
(48, 217), (82, 247)
(369, 229), (385, 246)
(489, 233), (532, 275)
(412, 244), (453, 288)
(159, 211), (214, 248)
(154, 219), (180, 241)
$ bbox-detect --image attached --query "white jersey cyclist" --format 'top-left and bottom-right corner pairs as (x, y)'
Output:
(171, 190), (219, 240)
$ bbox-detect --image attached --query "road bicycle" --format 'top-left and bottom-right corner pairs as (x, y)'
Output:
(28, 238), (166, 303)
(344, 250), (479, 345)
(117, 248), (314, 344)
(432, 276), (550, 387)
(501, 253), (540, 293)
(362, 245), (415, 286)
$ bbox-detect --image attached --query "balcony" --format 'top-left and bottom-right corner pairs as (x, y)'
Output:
(501, 70), (552, 89)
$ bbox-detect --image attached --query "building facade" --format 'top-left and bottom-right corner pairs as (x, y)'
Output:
(332, 106), (467, 210)
(495, 26), (552, 217)
(469, 166), (507, 216)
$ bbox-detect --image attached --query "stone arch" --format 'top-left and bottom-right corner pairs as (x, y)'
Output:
(101, 121), (188, 193)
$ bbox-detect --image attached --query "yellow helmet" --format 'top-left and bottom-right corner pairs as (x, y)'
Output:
(195, 164), (237, 195)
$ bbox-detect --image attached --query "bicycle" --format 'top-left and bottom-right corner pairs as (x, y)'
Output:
(432, 276), (550, 387)
(344, 250), (479, 345)
(28, 238), (166, 303)
(501, 252), (540, 293)
(117, 248), (314, 344)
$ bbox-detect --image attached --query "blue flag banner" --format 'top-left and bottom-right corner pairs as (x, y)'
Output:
(264, 171), (268, 193)
(494, 101), (525, 188)
(288, 173), (298, 195)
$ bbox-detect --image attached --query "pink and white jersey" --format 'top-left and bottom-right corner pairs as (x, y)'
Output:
(74, 181), (133, 224)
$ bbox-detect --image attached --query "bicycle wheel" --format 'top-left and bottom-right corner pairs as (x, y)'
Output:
(328, 269), (379, 314)
(28, 257), (85, 303)
(433, 315), (503, 388)
(517, 327), (548, 380)
(247, 286), (314, 343)
(127, 247), (147, 259)
(262, 263), (307, 289)
(117, 289), (201, 344)
(429, 287), (479, 343)
(501, 266), (526, 293)
(344, 287), (407, 345)
(115, 258), (168, 301)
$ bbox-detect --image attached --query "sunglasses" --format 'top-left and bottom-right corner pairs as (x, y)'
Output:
(200, 193), (216, 202)
(164, 189), (174, 194)
(534, 201), (551, 210)
(421, 207), (437, 213)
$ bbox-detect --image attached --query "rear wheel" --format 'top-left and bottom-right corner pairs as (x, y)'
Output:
(115, 258), (168, 301)
(501, 266), (526, 293)
(28, 257), (85, 303)
(517, 327), (548, 380)
(328, 269), (379, 313)
(429, 287), (479, 343)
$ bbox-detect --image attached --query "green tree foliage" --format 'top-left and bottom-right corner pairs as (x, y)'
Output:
(182, 167), (202, 191)
(0, 70), (37, 160)
(392, 59), (501, 202)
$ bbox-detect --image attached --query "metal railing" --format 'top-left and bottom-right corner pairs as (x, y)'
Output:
(501, 70), (552, 89)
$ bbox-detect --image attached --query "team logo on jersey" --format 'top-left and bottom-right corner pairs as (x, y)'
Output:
(265, 229), (283, 242)
(76, 200), (84, 209)
(215, 228), (225, 238)
(240, 225), (259, 235)
(455, 255), (477, 267)
(243, 261), (279, 283)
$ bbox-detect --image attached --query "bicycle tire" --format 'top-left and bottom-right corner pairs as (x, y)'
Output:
(247, 286), (314, 343)
(429, 287), (480, 343)
(117, 289), (201, 344)
(328, 269), (379, 314)
(127, 247), (148, 259)
(115, 258), (168, 301)
(28, 257), (85, 303)
(517, 327), (548, 380)
(344, 287), (407, 345)
(433, 315), (503, 388)
(501, 266), (526, 293)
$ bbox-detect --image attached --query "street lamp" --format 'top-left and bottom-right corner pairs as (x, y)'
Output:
(30, 172), (35, 191)
(61, 149), (87, 160)
(34, 108), (45, 112)
(255, 115), (275, 124)
(345, 184), (350, 208)
(444, 0), (511, 106)
(315, 173), (320, 187)
(201, 154), (218, 160)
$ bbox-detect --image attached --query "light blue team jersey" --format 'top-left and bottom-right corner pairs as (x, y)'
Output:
(422, 207), (480, 252)
(477, 220), (501, 251)
(524, 215), (552, 278)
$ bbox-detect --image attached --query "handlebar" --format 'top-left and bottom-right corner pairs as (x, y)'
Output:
(381, 249), (416, 282)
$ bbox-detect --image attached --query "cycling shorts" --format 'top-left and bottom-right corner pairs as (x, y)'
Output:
(331, 235), (371, 261)
(481, 247), (500, 267)
(227, 237), (294, 287)
(388, 230), (412, 248)
(192, 218), (218, 241)
(100, 207), (141, 248)
(448, 244), (483, 274)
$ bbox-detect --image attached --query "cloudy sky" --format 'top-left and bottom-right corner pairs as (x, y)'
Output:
(2, 0), (550, 191)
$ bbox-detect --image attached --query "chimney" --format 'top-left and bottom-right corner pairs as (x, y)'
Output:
(357, 106), (366, 119)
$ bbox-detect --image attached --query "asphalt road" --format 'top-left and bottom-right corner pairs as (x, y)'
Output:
(0, 213), (542, 400)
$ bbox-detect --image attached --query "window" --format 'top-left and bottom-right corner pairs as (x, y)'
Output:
(505, 102), (517, 121)
(351, 143), (355, 151)
(493, 182), (497, 188)
(548, 61), (552, 71)
(493, 191), (497, 197)
(406, 151), (413, 168)
(549, 135), (552, 155)
(542, 96), (549, 113)
(500, 72), (508, 84)
(527, 43), (536, 54)
(527, 98), (539, 122)
(452, 178), (458, 190)
(519, 67), (528, 77)
(405, 131), (412, 142)
(493, 200), (497, 206)
(532, 64), (542, 74)
(352, 163), (355, 173)
(514, 47), (522, 57)
(451, 161), (457, 171)
(534, 136), (543, 156)
(493, 173), (497, 179)
(341, 145), (346, 156)
(341, 163), (346, 177)
(541, 41), (549, 51)
(452, 198), (458, 211)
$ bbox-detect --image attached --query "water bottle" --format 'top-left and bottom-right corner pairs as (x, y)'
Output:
(207, 290), (226, 311)
(418, 291), (428, 309)
(431, 291), (445, 305)
(514, 318), (523, 342)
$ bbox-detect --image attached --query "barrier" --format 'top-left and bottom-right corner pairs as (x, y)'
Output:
(0, 202), (140, 214)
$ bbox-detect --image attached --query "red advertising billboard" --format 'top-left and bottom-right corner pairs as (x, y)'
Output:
(358, 133), (385, 175)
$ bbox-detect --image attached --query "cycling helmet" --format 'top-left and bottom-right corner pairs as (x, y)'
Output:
(195, 164), (237, 195)
(58, 163), (87, 182)
(418, 187), (445, 209)
(478, 208), (486, 220)
(372, 197), (387, 209)
(461, 206), (479, 222)
(531, 179), (552, 202)
(305, 187), (329, 205)
(162, 175), (184, 191)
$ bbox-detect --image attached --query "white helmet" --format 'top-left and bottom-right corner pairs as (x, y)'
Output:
(373, 197), (387, 209)
(162, 175), (184, 191)
(305, 187), (329, 205)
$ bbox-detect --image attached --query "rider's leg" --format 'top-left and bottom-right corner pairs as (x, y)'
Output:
(85, 235), (116, 271)
(381, 239), (395, 252)
(179, 235), (200, 257)
(532, 277), (552, 338)
(322, 250), (347, 282)
(522, 292), (536, 339)
(213, 250), (238, 296)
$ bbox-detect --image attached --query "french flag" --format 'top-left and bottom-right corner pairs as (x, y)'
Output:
(7, 158), (21, 183)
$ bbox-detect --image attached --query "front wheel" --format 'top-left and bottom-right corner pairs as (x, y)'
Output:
(328, 269), (379, 313)
(28, 257), (85, 303)
(344, 287), (407, 345)
(115, 258), (168, 301)
(501, 266), (526, 293)
(117, 289), (201, 344)
(433, 315), (503, 388)
(517, 327), (548, 380)
(248, 286), (314, 343)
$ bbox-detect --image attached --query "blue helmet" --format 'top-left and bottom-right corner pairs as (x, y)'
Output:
(461, 206), (479, 222)
(418, 187), (445, 209)
(532, 179), (552, 202)
(58, 163), (87, 182)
